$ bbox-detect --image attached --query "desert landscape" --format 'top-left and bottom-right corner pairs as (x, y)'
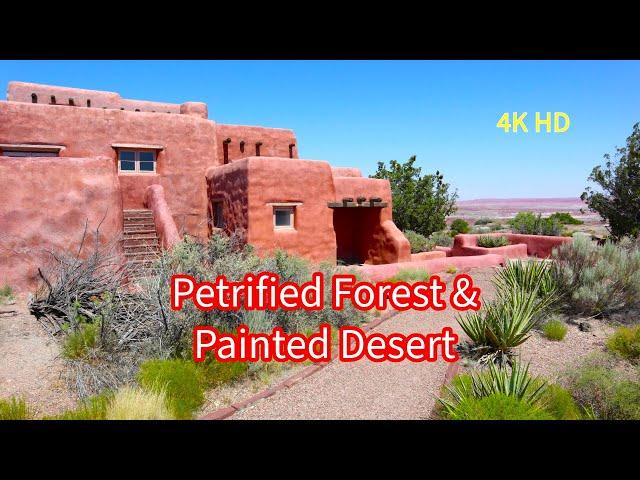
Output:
(449, 197), (607, 237)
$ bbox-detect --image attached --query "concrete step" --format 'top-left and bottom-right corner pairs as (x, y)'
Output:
(123, 244), (161, 253)
(124, 228), (157, 235)
(124, 224), (156, 230)
(122, 237), (159, 246)
(124, 220), (156, 228)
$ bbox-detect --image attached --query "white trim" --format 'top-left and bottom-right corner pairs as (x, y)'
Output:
(0, 143), (65, 152)
(266, 202), (303, 207)
(111, 143), (164, 150)
(273, 206), (295, 230)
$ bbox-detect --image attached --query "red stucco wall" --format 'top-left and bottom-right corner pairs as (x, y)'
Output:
(0, 100), (217, 239)
(451, 233), (572, 258)
(0, 156), (123, 292)
(216, 124), (298, 163)
(206, 161), (250, 241)
(144, 185), (181, 249)
(7, 81), (182, 114)
(247, 157), (336, 263)
(206, 157), (411, 265)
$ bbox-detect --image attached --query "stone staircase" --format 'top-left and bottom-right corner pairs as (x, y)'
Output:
(122, 209), (161, 278)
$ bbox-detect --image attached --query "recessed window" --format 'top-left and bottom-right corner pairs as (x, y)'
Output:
(273, 206), (295, 229)
(118, 150), (156, 173)
(1, 150), (58, 157)
(212, 201), (225, 228)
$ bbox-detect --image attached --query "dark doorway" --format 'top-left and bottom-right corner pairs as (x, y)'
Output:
(333, 207), (381, 265)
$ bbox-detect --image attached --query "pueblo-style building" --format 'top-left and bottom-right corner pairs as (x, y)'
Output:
(0, 81), (411, 290)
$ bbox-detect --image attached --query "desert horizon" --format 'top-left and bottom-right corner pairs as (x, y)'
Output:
(451, 197), (603, 224)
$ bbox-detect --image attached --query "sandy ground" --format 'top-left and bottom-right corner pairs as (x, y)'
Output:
(521, 319), (616, 382)
(0, 298), (76, 417)
(231, 268), (497, 420)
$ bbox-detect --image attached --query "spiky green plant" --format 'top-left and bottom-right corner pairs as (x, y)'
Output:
(438, 362), (548, 418)
(493, 259), (558, 301)
(457, 285), (557, 365)
(477, 235), (509, 248)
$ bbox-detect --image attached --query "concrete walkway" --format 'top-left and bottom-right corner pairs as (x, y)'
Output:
(231, 268), (495, 420)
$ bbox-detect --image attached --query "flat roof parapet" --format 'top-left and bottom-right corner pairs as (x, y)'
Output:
(6, 81), (207, 118)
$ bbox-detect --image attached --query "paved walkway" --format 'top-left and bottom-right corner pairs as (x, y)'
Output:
(232, 268), (495, 420)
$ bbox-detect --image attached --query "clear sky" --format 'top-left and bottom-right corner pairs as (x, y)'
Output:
(1, 60), (638, 200)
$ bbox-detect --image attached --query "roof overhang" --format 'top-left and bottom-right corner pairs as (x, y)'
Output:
(111, 143), (164, 150)
(0, 143), (65, 152)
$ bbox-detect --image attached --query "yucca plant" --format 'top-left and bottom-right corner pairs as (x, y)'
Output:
(438, 361), (548, 418)
(493, 259), (558, 301)
(477, 235), (509, 248)
(457, 285), (556, 365)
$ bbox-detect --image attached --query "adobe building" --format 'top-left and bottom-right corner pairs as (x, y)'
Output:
(0, 81), (411, 290)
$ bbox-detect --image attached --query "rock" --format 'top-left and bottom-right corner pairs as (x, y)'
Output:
(578, 322), (592, 332)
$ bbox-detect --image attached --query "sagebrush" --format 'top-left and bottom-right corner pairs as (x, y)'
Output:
(551, 235), (640, 316)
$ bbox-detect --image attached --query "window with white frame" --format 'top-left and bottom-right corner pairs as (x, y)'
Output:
(273, 206), (295, 229)
(118, 150), (157, 173)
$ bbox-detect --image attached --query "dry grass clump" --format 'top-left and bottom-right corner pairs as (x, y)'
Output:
(105, 387), (173, 420)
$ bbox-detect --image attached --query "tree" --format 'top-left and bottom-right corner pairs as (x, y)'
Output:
(371, 156), (457, 236)
(582, 123), (640, 239)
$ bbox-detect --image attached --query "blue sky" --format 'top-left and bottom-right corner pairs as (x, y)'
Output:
(1, 60), (639, 200)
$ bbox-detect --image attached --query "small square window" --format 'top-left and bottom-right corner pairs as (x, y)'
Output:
(118, 150), (156, 173)
(274, 207), (294, 229)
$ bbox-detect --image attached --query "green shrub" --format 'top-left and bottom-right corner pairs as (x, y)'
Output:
(477, 235), (509, 248)
(490, 222), (504, 232)
(0, 397), (32, 420)
(0, 284), (13, 304)
(62, 322), (99, 359)
(198, 356), (249, 388)
(474, 218), (493, 226)
(552, 235), (640, 316)
(549, 212), (584, 225)
(404, 230), (433, 253)
(450, 219), (470, 235)
(386, 268), (430, 283)
(429, 230), (454, 247)
(49, 392), (113, 420)
(606, 325), (640, 361)
(106, 387), (174, 420)
(543, 319), (568, 341)
(541, 384), (582, 419)
(138, 358), (205, 419)
(511, 212), (561, 236)
(562, 353), (640, 419)
(444, 393), (553, 420)
(439, 362), (549, 419)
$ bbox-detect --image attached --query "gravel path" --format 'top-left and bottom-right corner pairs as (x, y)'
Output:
(231, 268), (496, 420)
(0, 299), (75, 417)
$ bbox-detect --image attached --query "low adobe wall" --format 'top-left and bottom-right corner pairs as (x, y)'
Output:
(450, 233), (571, 258)
(0, 156), (123, 292)
(144, 185), (181, 249)
(353, 253), (505, 282)
(411, 250), (447, 262)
